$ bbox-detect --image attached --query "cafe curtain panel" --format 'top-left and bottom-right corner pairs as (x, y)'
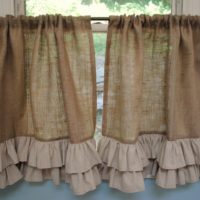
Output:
(98, 15), (200, 193)
(0, 15), (101, 195)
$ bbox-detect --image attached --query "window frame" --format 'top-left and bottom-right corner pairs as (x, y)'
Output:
(16, 0), (178, 15)
(4, 0), (200, 20)
(13, 0), (178, 33)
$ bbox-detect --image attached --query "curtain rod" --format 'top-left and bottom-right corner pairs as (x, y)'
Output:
(91, 17), (109, 21)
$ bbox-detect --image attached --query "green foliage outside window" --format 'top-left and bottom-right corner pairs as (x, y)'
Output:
(26, 0), (171, 16)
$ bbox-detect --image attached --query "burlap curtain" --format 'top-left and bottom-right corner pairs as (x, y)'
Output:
(0, 15), (101, 195)
(98, 15), (200, 193)
(1, 14), (200, 196)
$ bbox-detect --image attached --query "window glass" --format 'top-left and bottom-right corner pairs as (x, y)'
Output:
(93, 33), (106, 142)
(26, 0), (171, 16)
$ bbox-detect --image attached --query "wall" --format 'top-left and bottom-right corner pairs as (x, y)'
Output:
(1, 180), (200, 200)
(0, 0), (200, 199)
(0, 0), (14, 16)
(182, 0), (200, 15)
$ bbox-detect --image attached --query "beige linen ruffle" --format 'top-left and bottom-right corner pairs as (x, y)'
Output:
(98, 134), (200, 193)
(0, 137), (102, 195)
(1, 133), (200, 194)
(0, 139), (22, 188)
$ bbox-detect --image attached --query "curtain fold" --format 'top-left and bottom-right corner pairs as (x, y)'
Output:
(0, 15), (101, 195)
(98, 15), (200, 193)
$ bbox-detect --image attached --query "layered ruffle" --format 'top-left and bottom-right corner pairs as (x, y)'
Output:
(1, 134), (200, 194)
(0, 139), (22, 188)
(98, 134), (200, 193)
(156, 137), (200, 188)
(98, 136), (149, 192)
(0, 137), (102, 195)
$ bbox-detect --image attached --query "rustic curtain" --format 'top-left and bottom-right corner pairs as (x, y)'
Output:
(0, 15), (101, 195)
(98, 15), (200, 193)
(1, 14), (200, 196)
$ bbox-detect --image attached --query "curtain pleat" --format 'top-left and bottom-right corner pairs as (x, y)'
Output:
(98, 15), (200, 193)
(0, 15), (101, 195)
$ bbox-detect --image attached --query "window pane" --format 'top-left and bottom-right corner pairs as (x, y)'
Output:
(93, 33), (106, 142)
(26, 0), (171, 16)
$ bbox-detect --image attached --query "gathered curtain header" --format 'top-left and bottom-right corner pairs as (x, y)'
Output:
(109, 14), (200, 27)
(0, 15), (91, 29)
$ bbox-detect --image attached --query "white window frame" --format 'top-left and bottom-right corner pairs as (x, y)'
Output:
(172, 0), (183, 15)
(14, 0), (25, 16)
(3, 0), (200, 16)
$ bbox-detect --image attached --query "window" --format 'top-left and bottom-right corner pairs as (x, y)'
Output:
(25, 0), (171, 16)
(19, 0), (172, 142)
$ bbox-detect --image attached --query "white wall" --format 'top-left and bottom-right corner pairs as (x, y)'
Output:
(182, 0), (200, 15)
(0, 0), (15, 16)
(172, 0), (200, 15)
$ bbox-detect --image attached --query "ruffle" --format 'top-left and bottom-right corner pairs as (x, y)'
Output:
(98, 134), (200, 193)
(156, 137), (200, 188)
(98, 136), (149, 193)
(2, 134), (200, 194)
(0, 138), (22, 188)
(0, 137), (102, 195)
